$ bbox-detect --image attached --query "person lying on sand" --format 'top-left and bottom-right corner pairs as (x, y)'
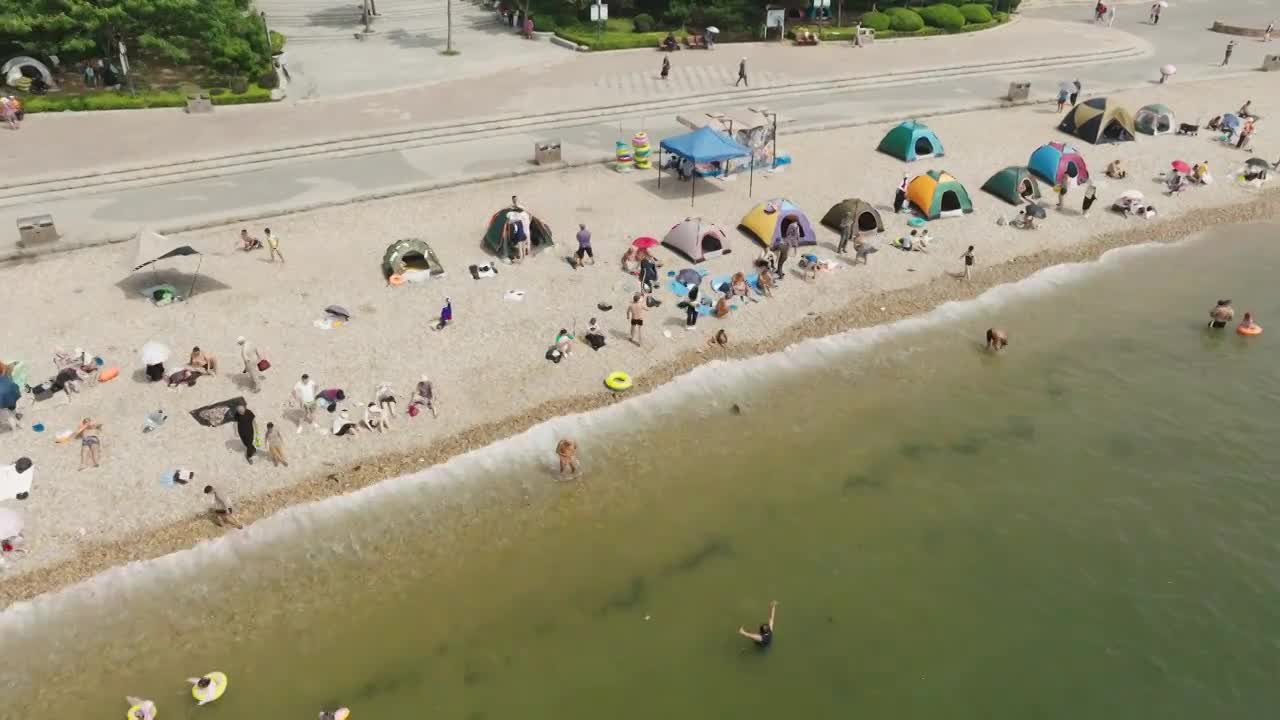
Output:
(986, 328), (1009, 351)
(714, 296), (732, 319)
(188, 346), (218, 375)
(1208, 299), (1234, 328)
(756, 267), (775, 297)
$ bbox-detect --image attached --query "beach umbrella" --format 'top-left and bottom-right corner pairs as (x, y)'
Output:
(1160, 64), (1176, 76)
(1157, 1), (1168, 6)
(1024, 203), (1047, 219)
(1121, 190), (1144, 201)
(1245, 157), (1270, 169)
(706, 26), (720, 34)
(632, 236), (660, 250)
(139, 341), (170, 366)
(0, 376), (18, 411)
(0, 508), (22, 539)
(675, 268), (703, 286)
(1171, 160), (1191, 175)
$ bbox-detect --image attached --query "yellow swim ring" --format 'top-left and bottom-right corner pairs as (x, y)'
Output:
(335, 709), (351, 720)
(605, 371), (633, 391)
(1237, 324), (1263, 336)
(192, 672), (228, 703)
(125, 705), (155, 720)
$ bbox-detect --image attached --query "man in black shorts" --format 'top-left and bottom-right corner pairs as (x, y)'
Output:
(575, 223), (595, 267)
(627, 293), (646, 346)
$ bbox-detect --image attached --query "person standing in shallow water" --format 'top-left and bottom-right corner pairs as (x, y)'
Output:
(1208, 299), (1234, 328)
(986, 328), (1009, 351)
(738, 600), (778, 648)
(557, 438), (579, 477)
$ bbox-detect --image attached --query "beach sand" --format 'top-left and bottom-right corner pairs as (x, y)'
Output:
(1, 74), (1276, 607)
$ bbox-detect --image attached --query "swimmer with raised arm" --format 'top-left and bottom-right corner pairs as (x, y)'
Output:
(738, 600), (778, 649)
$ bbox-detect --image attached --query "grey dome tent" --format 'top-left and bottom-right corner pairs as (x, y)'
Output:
(383, 238), (445, 279)
(1134, 104), (1175, 135)
(662, 218), (730, 262)
(820, 198), (884, 233)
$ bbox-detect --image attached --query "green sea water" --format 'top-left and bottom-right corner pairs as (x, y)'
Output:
(4, 224), (1280, 719)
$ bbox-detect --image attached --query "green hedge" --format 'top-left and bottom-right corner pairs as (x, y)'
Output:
(861, 11), (892, 31)
(919, 4), (966, 30)
(958, 3), (993, 23)
(22, 84), (274, 113)
(886, 7), (925, 32)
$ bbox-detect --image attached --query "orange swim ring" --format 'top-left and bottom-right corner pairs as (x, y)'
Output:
(98, 367), (120, 382)
(388, 274), (406, 287)
(1236, 324), (1263, 336)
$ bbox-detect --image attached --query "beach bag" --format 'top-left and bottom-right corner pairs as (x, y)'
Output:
(408, 403), (420, 417)
(545, 347), (563, 364)
(257, 358), (271, 372)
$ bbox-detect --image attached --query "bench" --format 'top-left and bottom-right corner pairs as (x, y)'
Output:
(683, 34), (708, 49)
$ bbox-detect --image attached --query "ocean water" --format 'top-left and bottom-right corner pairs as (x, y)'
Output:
(4, 224), (1280, 719)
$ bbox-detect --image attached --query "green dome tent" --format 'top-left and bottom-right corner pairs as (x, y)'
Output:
(483, 207), (553, 259)
(877, 121), (945, 162)
(383, 238), (445, 278)
(820, 198), (884, 233)
(981, 167), (1042, 206)
(1134, 104), (1175, 135)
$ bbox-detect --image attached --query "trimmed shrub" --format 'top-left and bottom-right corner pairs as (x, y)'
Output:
(959, 3), (993, 23)
(860, 11), (891, 31)
(229, 77), (249, 94)
(257, 71), (279, 89)
(633, 13), (655, 32)
(886, 8), (925, 32)
(994, 11), (1009, 22)
(919, 4), (966, 30)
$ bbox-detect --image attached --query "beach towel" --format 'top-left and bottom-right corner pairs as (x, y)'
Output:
(189, 396), (247, 428)
(140, 283), (182, 306)
(313, 317), (346, 330)
(668, 280), (691, 298)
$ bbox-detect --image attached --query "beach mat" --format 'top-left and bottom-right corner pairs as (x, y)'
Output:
(190, 396), (246, 428)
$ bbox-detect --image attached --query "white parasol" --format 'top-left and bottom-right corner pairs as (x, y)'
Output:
(139, 341), (171, 366)
(1160, 64), (1177, 76)
(706, 26), (720, 34)
(1157, 1), (1168, 7)
(0, 507), (23, 539)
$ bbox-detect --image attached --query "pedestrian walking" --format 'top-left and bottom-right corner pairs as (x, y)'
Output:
(234, 404), (257, 464)
(1055, 181), (1069, 210)
(735, 57), (748, 87)
(683, 284), (700, 330)
(1107, 5), (1116, 26)
(1082, 183), (1097, 215)
(1069, 79), (1081, 106)
(961, 245), (975, 280)
(0, 96), (18, 131)
(661, 56), (671, 81)
(836, 215), (854, 254)
(204, 485), (243, 529)
(435, 297), (453, 330)
(1056, 86), (1069, 113)
(1150, 3), (1160, 24)
(293, 373), (320, 432)
(265, 422), (288, 467)
(1265, 22), (1273, 42)
(574, 223), (595, 267)
(1221, 40), (1235, 66)
(237, 336), (264, 393)
(264, 227), (284, 263)
(627, 293), (646, 345)
(893, 173), (909, 213)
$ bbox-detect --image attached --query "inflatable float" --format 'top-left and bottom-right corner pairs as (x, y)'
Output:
(98, 367), (120, 382)
(191, 672), (228, 704)
(125, 704), (155, 720)
(605, 371), (633, 391)
(1237, 324), (1263, 336)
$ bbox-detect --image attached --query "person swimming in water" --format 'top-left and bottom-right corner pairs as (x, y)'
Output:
(319, 709), (350, 720)
(1238, 311), (1259, 330)
(125, 697), (157, 720)
(985, 328), (1009, 351)
(738, 600), (778, 649)
(1208, 299), (1234, 328)
(187, 675), (222, 705)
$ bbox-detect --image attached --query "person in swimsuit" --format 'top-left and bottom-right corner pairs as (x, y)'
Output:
(75, 417), (102, 470)
(188, 346), (218, 375)
(986, 328), (1009, 351)
(1208, 299), (1234, 328)
(556, 438), (579, 477)
(187, 675), (224, 705)
(627, 294), (647, 346)
(738, 600), (778, 648)
(1238, 312), (1259, 331)
(204, 485), (243, 529)
(125, 697), (157, 720)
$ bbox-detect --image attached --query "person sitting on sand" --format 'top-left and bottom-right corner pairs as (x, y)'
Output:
(756, 267), (775, 297)
(188, 346), (218, 376)
(714, 295), (732, 319)
(237, 228), (262, 252)
(757, 246), (777, 275)
(203, 485), (243, 529)
(986, 328), (1009, 351)
(167, 368), (200, 388)
(554, 328), (575, 357)
(621, 247), (640, 274)
(412, 375), (437, 418)
(916, 229), (933, 250)
(1238, 311), (1259, 331)
(1208, 299), (1235, 328)
(363, 402), (388, 433)
(1012, 208), (1037, 230)
(729, 272), (756, 303)
(738, 600), (778, 649)
(1105, 159), (1126, 179)
(707, 328), (729, 350)
(557, 438), (579, 477)
(374, 382), (397, 419)
(1192, 161), (1211, 184)
(332, 408), (358, 437)
(1167, 172), (1187, 194)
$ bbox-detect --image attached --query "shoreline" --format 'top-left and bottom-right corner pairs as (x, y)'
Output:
(4, 188), (1276, 609)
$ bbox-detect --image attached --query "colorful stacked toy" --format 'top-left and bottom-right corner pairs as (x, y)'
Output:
(632, 132), (652, 170)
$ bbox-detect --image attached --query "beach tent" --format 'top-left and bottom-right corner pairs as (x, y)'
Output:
(1058, 98), (1137, 144)
(820, 199), (884, 234)
(907, 171), (973, 219)
(877, 121), (945, 162)
(383, 238), (445, 279)
(482, 207), (553, 259)
(662, 218), (730, 262)
(981, 166), (1042, 205)
(739, 199), (816, 249)
(1027, 142), (1090, 186)
(658, 126), (752, 204)
(125, 229), (205, 296)
(1135, 104), (1175, 135)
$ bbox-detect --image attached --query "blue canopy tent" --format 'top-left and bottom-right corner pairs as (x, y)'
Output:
(658, 126), (752, 205)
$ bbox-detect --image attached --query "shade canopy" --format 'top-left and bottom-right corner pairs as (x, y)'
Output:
(659, 126), (751, 163)
(129, 229), (198, 272)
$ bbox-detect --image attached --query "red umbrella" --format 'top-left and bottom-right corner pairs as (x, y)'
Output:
(1171, 160), (1191, 175)
(632, 236), (659, 249)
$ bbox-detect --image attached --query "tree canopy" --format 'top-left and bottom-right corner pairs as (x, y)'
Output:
(0, 0), (272, 76)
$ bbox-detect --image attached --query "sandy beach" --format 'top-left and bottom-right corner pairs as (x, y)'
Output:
(1, 73), (1276, 608)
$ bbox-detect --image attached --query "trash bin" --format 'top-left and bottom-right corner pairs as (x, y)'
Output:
(1263, 55), (1280, 72)
(534, 140), (562, 165)
(1007, 81), (1031, 102)
(16, 214), (58, 247)
(185, 93), (214, 114)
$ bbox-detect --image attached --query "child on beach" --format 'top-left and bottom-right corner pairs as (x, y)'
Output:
(265, 422), (288, 467)
(961, 245), (975, 280)
(556, 439), (579, 477)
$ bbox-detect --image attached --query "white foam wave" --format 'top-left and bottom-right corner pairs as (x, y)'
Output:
(0, 236), (1185, 630)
